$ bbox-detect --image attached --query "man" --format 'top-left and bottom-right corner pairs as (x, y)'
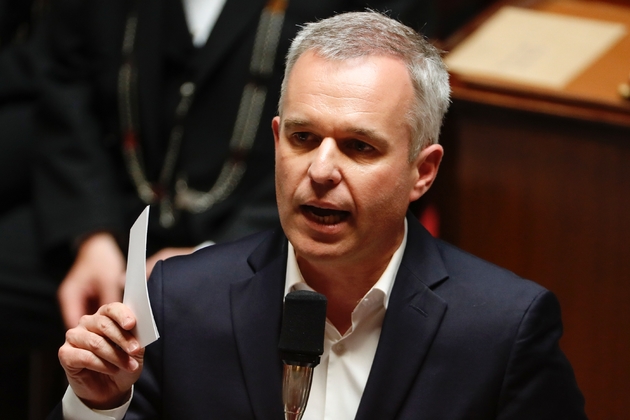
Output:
(50, 11), (587, 419)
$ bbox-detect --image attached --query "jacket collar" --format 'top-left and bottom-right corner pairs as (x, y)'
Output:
(135, 0), (268, 86)
(192, 0), (268, 87)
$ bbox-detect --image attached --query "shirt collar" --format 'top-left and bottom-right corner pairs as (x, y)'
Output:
(284, 218), (408, 310)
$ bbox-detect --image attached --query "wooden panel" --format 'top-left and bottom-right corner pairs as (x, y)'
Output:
(445, 0), (630, 126)
(437, 102), (630, 420)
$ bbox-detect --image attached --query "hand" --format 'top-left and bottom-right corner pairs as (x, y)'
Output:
(58, 302), (144, 409)
(58, 232), (126, 329)
(146, 246), (196, 279)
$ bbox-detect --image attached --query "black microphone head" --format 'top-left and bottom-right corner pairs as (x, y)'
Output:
(279, 290), (327, 367)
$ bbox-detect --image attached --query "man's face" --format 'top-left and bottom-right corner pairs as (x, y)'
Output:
(273, 50), (438, 269)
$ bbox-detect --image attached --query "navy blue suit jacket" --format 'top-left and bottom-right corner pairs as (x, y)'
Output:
(48, 216), (587, 419)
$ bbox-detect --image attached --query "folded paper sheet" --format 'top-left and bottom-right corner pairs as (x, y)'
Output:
(123, 206), (160, 348)
(445, 6), (627, 89)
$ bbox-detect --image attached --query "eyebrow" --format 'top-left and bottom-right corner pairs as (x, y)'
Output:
(346, 127), (387, 144)
(282, 118), (388, 145)
(282, 118), (311, 132)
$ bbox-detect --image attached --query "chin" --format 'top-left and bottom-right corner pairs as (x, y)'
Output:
(291, 233), (349, 261)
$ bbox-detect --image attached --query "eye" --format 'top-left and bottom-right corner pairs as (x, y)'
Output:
(346, 140), (375, 153)
(294, 132), (311, 142)
(289, 132), (320, 148)
(291, 132), (313, 142)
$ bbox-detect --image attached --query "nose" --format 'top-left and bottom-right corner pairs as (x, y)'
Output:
(307, 137), (342, 186)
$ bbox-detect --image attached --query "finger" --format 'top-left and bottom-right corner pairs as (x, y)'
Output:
(81, 306), (140, 355)
(60, 345), (139, 377)
(64, 328), (140, 373)
(99, 302), (136, 331)
(58, 275), (89, 329)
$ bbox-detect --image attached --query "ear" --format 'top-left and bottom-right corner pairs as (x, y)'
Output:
(272, 116), (281, 149)
(409, 144), (443, 203)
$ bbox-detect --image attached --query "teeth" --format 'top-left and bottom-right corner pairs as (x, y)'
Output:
(315, 213), (344, 225)
(304, 206), (347, 225)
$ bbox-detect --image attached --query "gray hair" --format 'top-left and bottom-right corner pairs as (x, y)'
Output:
(278, 11), (451, 159)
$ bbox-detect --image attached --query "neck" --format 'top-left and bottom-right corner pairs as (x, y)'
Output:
(296, 252), (393, 335)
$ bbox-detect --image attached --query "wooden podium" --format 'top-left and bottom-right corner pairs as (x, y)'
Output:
(435, 1), (630, 418)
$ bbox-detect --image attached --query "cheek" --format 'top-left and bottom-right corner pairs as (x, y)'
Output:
(275, 150), (305, 202)
(275, 161), (292, 223)
(355, 167), (412, 215)
(275, 164), (290, 199)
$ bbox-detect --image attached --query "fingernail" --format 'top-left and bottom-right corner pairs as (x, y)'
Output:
(129, 358), (139, 371)
(123, 317), (133, 328)
(128, 342), (139, 353)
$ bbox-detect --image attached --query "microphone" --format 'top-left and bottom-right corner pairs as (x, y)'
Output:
(279, 290), (327, 420)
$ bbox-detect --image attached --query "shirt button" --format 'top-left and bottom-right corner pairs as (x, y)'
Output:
(333, 343), (346, 354)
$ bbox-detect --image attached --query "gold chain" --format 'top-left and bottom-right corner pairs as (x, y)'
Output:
(118, 0), (289, 227)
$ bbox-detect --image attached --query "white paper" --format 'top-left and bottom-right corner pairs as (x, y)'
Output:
(445, 6), (627, 89)
(123, 206), (160, 348)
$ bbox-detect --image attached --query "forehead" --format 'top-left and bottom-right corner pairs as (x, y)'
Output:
(282, 51), (414, 139)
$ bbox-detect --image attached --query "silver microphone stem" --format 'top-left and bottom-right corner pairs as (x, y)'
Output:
(283, 363), (314, 420)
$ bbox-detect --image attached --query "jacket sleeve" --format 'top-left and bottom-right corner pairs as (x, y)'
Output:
(33, 0), (125, 255)
(497, 290), (587, 419)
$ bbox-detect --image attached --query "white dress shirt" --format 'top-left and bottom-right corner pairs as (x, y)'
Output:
(182, 0), (226, 47)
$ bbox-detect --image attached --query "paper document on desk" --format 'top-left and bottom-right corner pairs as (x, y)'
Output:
(123, 206), (160, 348)
(445, 6), (626, 89)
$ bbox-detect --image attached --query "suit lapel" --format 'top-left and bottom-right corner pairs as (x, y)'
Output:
(193, 0), (267, 86)
(355, 217), (449, 420)
(133, 0), (267, 146)
(135, 0), (164, 147)
(230, 230), (288, 420)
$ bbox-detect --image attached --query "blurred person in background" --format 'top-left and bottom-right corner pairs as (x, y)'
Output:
(33, 0), (436, 332)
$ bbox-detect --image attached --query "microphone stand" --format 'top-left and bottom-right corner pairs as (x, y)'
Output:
(282, 362), (315, 420)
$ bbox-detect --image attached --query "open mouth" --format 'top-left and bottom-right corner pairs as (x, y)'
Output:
(301, 205), (350, 225)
